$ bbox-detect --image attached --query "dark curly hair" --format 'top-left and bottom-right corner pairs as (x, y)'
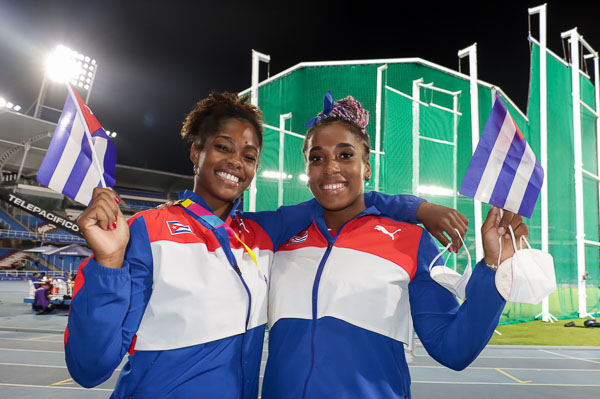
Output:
(181, 92), (264, 150)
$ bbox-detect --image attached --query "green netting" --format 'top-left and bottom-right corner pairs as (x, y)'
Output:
(247, 43), (600, 323)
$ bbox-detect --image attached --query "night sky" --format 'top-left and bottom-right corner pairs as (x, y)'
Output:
(0, 1), (598, 175)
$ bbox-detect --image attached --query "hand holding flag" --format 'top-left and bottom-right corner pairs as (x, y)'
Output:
(37, 84), (116, 205)
(459, 95), (544, 218)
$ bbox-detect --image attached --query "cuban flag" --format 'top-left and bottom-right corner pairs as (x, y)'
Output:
(37, 84), (116, 205)
(459, 95), (543, 218)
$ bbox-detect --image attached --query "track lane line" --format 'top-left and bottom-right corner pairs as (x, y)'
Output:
(0, 383), (112, 391)
(539, 349), (600, 364)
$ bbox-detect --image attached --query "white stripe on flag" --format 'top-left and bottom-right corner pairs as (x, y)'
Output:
(47, 115), (86, 193)
(503, 144), (537, 213)
(74, 137), (108, 205)
(474, 112), (515, 202)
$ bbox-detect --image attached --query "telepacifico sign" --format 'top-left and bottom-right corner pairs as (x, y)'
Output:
(0, 191), (81, 235)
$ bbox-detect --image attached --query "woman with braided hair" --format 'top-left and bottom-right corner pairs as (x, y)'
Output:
(66, 91), (473, 398)
(259, 91), (528, 399)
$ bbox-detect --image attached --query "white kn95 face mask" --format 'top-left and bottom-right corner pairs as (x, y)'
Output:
(429, 229), (472, 301)
(494, 228), (557, 305)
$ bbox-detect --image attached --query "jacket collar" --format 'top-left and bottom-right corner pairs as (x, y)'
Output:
(178, 189), (242, 225)
(311, 196), (382, 240)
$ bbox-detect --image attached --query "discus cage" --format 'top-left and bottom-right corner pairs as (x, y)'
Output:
(240, 4), (600, 325)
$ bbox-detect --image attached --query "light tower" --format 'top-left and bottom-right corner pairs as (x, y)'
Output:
(34, 45), (98, 119)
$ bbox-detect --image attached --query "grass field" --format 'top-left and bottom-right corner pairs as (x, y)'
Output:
(499, 286), (600, 325)
(489, 317), (600, 346)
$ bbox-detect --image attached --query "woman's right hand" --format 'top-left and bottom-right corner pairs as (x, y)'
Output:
(481, 206), (528, 267)
(77, 187), (129, 269)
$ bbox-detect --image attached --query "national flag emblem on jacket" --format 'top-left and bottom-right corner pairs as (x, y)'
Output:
(459, 95), (544, 218)
(36, 85), (116, 205)
(167, 221), (193, 235)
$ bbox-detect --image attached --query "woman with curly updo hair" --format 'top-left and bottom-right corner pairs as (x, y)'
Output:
(67, 92), (274, 398)
(67, 90), (474, 398)
(261, 92), (527, 399)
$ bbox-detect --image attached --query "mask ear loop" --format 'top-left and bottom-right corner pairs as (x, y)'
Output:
(498, 224), (520, 266)
(453, 228), (472, 272)
(508, 224), (518, 251)
(497, 236), (502, 266)
(429, 242), (453, 272)
(429, 229), (471, 272)
(444, 249), (453, 265)
(496, 209), (520, 265)
(519, 235), (531, 250)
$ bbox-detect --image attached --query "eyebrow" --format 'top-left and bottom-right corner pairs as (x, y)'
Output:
(308, 142), (355, 153)
(214, 135), (259, 152)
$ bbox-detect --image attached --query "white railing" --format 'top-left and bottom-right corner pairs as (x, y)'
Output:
(0, 269), (70, 279)
(0, 229), (85, 243)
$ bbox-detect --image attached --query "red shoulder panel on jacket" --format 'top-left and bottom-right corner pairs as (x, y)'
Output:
(335, 217), (423, 279)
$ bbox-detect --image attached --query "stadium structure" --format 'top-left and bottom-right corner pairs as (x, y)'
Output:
(0, 5), (598, 326)
(0, 109), (192, 277)
(241, 9), (600, 324)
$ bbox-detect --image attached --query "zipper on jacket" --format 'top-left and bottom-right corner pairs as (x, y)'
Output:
(231, 261), (252, 399)
(301, 240), (334, 399)
(301, 215), (369, 398)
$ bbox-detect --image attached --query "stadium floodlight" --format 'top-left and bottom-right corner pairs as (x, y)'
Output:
(35, 44), (99, 118)
(46, 45), (84, 83)
(106, 130), (117, 138)
(0, 97), (22, 112)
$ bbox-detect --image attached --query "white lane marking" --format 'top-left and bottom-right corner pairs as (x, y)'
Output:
(0, 362), (66, 369)
(411, 381), (600, 387)
(409, 365), (600, 372)
(0, 348), (63, 354)
(27, 334), (60, 341)
(0, 362), (122, 371)
(0, 337), (63, 343)
(539, 349), (600, 364)
(0, 382), (112, 391)
(415, 354), (600, 360)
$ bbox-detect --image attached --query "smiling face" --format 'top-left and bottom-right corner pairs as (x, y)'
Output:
(190, 118), (260, 218)
(305, 122), (371, 229)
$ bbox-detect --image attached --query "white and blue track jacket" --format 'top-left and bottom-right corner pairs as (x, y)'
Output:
(261, 204), (506, 399)
(65, 190), (424, 398)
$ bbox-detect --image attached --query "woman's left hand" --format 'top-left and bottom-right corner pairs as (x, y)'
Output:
(416, 202), (469, 253)
(482, 207), (529, 267)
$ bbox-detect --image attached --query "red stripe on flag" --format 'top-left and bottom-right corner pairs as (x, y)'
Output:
(509, 113), (525, 140)
(69, 84), (103, 133)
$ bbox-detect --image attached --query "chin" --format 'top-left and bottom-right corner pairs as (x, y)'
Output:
(316, 198), (351, 211)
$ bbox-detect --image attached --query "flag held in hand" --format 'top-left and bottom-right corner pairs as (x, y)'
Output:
(459, 95), (543, 218)
(36, 84), (116, 205)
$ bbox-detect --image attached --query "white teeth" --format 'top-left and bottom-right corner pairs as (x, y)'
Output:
(323, 183), (345, 190)
(216, 171), (239, 183)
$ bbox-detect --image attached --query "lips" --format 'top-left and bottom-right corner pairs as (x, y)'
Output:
(216, 171), (241, 184)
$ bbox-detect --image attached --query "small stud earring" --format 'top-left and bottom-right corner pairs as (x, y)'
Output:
(193, 165), (199, 175)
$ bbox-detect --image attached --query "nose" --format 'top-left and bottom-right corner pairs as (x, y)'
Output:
(324, 158), (340, 175)
(227, 151), (243, 169)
